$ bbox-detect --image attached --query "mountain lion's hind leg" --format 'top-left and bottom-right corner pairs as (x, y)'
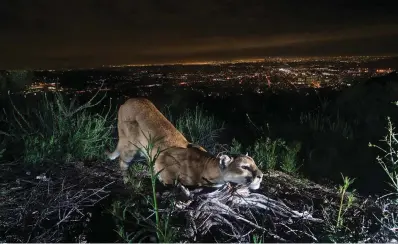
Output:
(119, 147), (139, 183)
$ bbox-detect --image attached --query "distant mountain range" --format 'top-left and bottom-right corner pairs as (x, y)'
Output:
(359, 56), (398, 69)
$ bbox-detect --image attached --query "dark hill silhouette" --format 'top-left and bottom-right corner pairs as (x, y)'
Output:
(313, 72), (398, 194)
(359, 56), (398, 69)
(336, 71), (398, 141)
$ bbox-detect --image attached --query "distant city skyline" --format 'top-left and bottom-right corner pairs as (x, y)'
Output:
(1, 1), (397, 69)
(103, 55), (398, 68)
(25, 56), (395, 98)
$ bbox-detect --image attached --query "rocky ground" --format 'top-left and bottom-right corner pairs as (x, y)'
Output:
(1, 159), (396, 243)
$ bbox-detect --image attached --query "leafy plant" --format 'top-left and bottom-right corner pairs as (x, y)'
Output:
(249, 137), (286, 170)
(111, 133), (177, 243)
(1, 89), (114, 164)
(280, 141), (302, 175)
(175, 105), (224, 153)
(229, 138), (243, 154)
(336, 174), (356, 228)
(300, 110), (356, 140)
(369, 116), (398, 193)
(251, 233), (264, 243)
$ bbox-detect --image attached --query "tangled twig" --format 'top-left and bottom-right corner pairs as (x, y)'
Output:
(0, 169), (113, 243)
(160, 182), (323, 242)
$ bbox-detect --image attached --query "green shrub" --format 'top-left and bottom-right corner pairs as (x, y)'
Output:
(251, 233), (264, 243)
(368, 116), (398, 241)
(174, 105), (224, 153)
(300, 110), (356, 140)
(229, 138), (243, 154)
(336, 174), (356, 228)
(280, 141), (302, 175)
(3, 91), (114, 164)
(248, 137), (301, 174)
(369, 117), (398, 193)
(249, 137), (286, 170)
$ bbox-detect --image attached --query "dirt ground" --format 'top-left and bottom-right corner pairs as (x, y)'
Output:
(1, 160), (397, 243)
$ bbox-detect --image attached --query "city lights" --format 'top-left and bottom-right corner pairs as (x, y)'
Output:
(23, 56), (396, 98)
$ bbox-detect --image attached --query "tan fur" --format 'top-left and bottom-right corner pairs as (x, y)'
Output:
(106, 98), (263, 190)
(156, 147), (264, 190)
(105, 98), (206, 180)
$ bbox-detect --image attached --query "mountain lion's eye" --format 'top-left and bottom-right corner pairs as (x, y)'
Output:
(241, 165), (251, 171)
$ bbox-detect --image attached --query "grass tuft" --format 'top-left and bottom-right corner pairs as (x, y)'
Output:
(1, 90), (114, 164)
(369, 116), (398, 193)
(229, 138), (243, 154)
(165, 104), (224, 153)
(231, 136), (302, 175)
(249, 137), (284, 170)
(300, 110), (356, 140)
(111, 133), (177, 243)
(336, 174), (356, 228)
(280, 141), (302, 175)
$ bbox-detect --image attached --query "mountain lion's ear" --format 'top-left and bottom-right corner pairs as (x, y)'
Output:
(219, 155), (232, 169)
(245, 152), (249, 156)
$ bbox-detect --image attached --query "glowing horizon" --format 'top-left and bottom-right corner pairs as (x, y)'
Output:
(102, 55), (397, 68)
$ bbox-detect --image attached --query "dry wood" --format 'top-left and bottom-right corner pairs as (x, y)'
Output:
(160, 182), (323, 241)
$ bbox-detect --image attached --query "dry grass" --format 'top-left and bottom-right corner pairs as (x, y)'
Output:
(0, 161), (119, 243)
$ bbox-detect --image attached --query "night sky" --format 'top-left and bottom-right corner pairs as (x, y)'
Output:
(1, 0), (397, 69)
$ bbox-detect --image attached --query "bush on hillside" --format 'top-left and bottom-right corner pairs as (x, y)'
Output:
(164, 105), (224, 154)
(1, 91), (114, 164)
